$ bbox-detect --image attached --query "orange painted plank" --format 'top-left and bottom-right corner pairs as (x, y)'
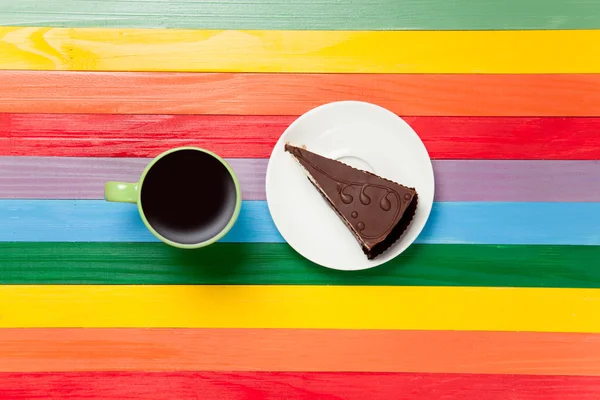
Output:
(1, 71), (600, 116)
(2, 328), (600, 375)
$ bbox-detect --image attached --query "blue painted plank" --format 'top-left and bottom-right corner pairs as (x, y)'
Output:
(0, 200), (598, 245)
(0, 200), (282, 243)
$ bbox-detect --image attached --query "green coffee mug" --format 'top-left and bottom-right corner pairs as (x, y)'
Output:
(105, 147), (241, 249)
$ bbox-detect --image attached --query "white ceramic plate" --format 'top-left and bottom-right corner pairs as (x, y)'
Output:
(265, 101), (434, 271)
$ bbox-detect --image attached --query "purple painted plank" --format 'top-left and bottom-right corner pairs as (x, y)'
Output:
(0, 157), (265, 200)
(434, 160), (600, 202)
(0, 157), (599, 202)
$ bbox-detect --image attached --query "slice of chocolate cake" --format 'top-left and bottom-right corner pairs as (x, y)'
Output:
(285, 144), (417, 260)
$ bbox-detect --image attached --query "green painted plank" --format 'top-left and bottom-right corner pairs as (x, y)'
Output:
(0, 0), (598, 30)
(1, 243), (599, 288)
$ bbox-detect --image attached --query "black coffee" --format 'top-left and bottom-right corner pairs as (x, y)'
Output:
(140, 150), (238, 244)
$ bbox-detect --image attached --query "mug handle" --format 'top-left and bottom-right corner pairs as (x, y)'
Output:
(105, 182), (139, 204)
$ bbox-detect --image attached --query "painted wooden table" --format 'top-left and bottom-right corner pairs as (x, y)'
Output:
(1, 1), (600, 398)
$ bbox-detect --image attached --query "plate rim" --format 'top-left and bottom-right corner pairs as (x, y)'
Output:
(265, 100), (435, 271)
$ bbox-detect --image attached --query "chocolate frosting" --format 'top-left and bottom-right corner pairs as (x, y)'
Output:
(285, 144), (417, 259)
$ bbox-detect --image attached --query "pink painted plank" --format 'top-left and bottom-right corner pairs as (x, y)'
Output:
(1, 371), (600, 400)
(0, 157), (598, 202)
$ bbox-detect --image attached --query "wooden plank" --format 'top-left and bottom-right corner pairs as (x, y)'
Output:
(0, 157), (266, 200)
(1, 200), (600, 245)
(1, 27), (599, 73)
(2, 243), (599, 288)
(0, 200), (283, 243)
(3, 372), (600, 400)
(2, 72), (600, 117)
(3, 115), (600, 160)
(0, 114), (293, 157)
(2, 285), (600, 332)
(2, 0), (598, 31)
(2, 329), (600, 375)
(2, 157), (600, 201)
(431, 160), (600, 201)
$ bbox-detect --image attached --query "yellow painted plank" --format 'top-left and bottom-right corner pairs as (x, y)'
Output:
(0, 27), (599, 73)
(1, 285), (600, 332)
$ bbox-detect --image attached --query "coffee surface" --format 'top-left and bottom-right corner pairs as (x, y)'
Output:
(141, 150), (237, 244)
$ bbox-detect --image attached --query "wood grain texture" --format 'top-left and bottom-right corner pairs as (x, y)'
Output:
(2, 0), (599, 31)
(2, 156), (600, 201)
(2, 72), (600, 117)
(2, 285), (600, 332)
(0, 114), (292, 157)
(3, 329), (600, 375)
(2, 243), (600, 288)
(0, 200), (283, 243)
(3, 200), (600, 245)
(2, 27), (600, 73)
(3, 115), (600, 160)
(0, 157), (266, 200)
(4, 372), (600, 400)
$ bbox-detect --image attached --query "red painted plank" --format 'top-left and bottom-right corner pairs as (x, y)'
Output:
(1, 114), (598, 159)
(0, 114), (289, 158)
(2, 71), (600, 116)
(1, 372), (600, 399)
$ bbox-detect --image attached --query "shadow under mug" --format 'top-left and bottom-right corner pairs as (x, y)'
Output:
(104, 147), (241, 249)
